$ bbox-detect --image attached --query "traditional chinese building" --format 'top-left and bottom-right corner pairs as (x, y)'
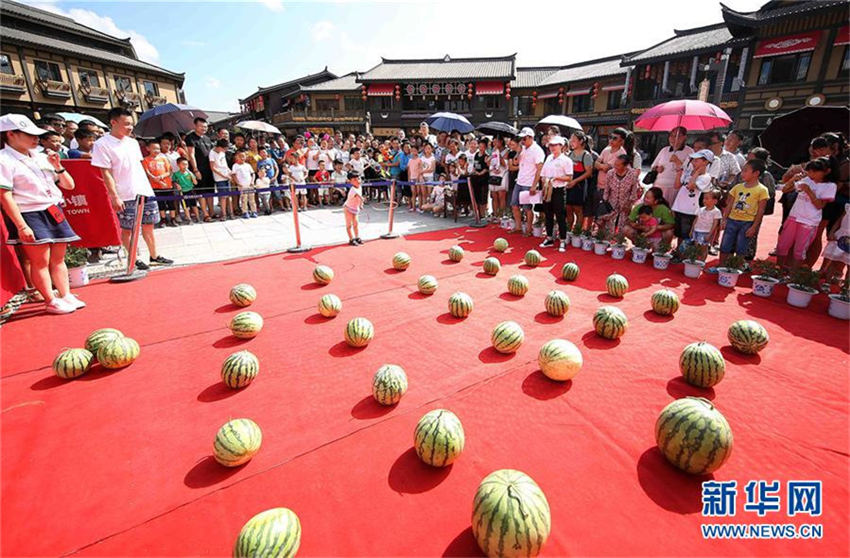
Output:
(238, 68), (337, 132)
(293, 73), (366, 136)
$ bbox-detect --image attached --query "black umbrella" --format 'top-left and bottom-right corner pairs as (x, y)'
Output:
(758, 106), (849, 166)
(476, 121), (518, 137)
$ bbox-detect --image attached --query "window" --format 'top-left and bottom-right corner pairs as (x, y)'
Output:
(377, 96), (393, 111)
(757, 53), (812, 85)
(0, 54), (13, 75)
(443, 99), (469, 113)
(344, 96), (364, 111)
(572, 94), (592, 113)
(142, 81), (159, 96)
(606, 91), (622, 110)
(483, 95), (502, 110)
(35, 60), (62, 81)
(79, 69), (100, 87)
(516, 96), (534, 116)
(114, 75), (133, 92)
(543, 97), (561, 115)
(315, 98), (338, 112)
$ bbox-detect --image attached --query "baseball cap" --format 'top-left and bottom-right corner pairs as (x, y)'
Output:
(690, 149), (715, 163)
(517, 127), (535, 139)
(548, 135), (566, 146)
(0, 114), (48, 136)
(347, 171), (361, 179)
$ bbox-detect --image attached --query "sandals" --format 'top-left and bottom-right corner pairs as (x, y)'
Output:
(25, 288), (44, 303)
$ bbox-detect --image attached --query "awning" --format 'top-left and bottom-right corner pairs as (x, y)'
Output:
(475, 81), (504, 95)
(754, 31), (822, 58)
(537, 91), (558, 99)
(836, 25), (850, 47)
(367, 84), (395, 97)
(566, 89), (591, 97)
(601, 84), (625, 92)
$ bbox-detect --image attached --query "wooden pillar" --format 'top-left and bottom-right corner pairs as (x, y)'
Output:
(16, 46), (36, 115)
(64, 61), (81, 109)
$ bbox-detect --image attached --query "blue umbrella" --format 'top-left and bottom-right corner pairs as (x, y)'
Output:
(134, 103), (207, 137)
(425, 112), (474, 134)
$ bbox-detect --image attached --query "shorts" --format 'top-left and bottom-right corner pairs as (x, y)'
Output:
(181, 194), (198, 208)
(775, 217), (817, 260)
(295, 187), (307, 196)
(691, 231), (711, 245)
(155, 189), (177, 211)
(510, 184), (531, 209)
(489, 174), (507, 193)
(215, 180), (235, 194)
(823, 238), (850, 265)
(318, 187), (329, 196)
(3, 206), (80, 245)
(195, 173), (215, 193)
(673, 211), (696, 240)
(118, 197), (161, 230)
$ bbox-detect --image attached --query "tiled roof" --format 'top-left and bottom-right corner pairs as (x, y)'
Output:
(0, 26), (184, 80)
(255, 69), (337, 94)
(301, 73), (360, 92)
(721, 0), (847, 25)
(538, 58), (628, 87)
(358, 55), (515, 82)
(1, 0), (130, 46)
(511, 67), (560, 89)
(623, 24), (745, 65)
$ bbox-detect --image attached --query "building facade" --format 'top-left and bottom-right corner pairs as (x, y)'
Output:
(238, 68), (338, 134)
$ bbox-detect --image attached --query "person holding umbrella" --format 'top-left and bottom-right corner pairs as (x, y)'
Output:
(538, 136), (573, 251)
(510, 127), (545, 236)
(650, 126), (692, 205)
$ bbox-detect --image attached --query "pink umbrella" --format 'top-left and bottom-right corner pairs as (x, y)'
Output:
(634, 100), (732, 131)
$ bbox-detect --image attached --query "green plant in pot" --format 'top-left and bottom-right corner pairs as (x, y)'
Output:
(64, 246), (89, 269)
(750, 258), (783, 297)
(632, 234), (650, 251)
(681, 242), (702, 264)
(571, 222), (583, 237)
(653, 239), (672, 257)
(788, 266), (820, 293)
(612, 232), (627, 247)
(593, 228), (608, 243)
(719, 254), (745, 272)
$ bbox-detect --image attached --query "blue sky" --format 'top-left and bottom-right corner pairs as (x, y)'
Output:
(28, 0), (766, 112)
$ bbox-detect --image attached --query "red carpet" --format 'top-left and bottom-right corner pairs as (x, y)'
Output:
(2, 217), (848, 557)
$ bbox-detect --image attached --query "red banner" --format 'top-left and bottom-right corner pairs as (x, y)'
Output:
(0, 217), (25, 306)
(62, 160), (122, 248)
(836, 25), (849, 47)
(754, 31), (822, 58)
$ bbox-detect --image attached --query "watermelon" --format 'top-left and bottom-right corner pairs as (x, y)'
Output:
(393, 252), (411, 271)
(221, 350), (259, 389)
(655, 397), (733, 474)
(561, 262), (580, 281)
(84, 328), (123, 356)
(229, 283), (257, 307)
(414, 409), (465, 467)
(318, 294), (342, 317)
(606, 273), (629, 298)
(472, 469), (551, 558)
(417, 275), (438, 295)
(312, 264), (334, 285)
(727, 320), (769, 354)
(483, 256), (501, 276)
(97, 337), (140, 369)
(372, 364), (408, 405)
(53, 348), (93, 379)
(507, 274), (529, 296)
(230, 311), (264, 339)
(234, 508), (301, 558)
(593, 306), (627, 339)
(448, 292), (473, 318)
(544, 290), (570, 317)
(448, 245), (464, 262)
(491, 321), (524, 354)
(651, 289), (680, 316)
(214, 418), (262, 467)
(679, 342), (725, 388)
(524, 249), (542, 267)
(344, 317), (374, 347)
(493, 238), (509, 252)
(538, 339), (583, 381)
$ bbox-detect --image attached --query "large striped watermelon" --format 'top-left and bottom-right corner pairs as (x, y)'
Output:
(230, 311), (264, 339)
(372, 364), (408, 405)
(561, 262), (580, 281)
(593, 306), (627, 340)
(312, 264), (334, 285)
(97, 337), (140, 369)
(448, 292), (473, 318)
(234, 508), (301, 558)
(392, 252), (411, 271)
(213, 418), (262, 467)
(544, 290), (570, 317)
(655, 397), (733, 474)
(507, 274), (529, 296)
(417, 275), (438, 295)
(318, 294), (342, 317)
(606, 273), (629, 298)
(727, 320), (769, 354)
(221, 350), (259, 389)
(483, 257), (501, 276)
(491, 321), (524, 354)
(448, 245), (464, 262)
(493, 238), (509, 252)
(84, 328), (124, 356)
(538, 339), (583, 381)
(344, 317), (374, 347)
(53, 348), (93, 379)
(414, 409), (465, 467)
(651, 289), (680, 316)
(229, 283), (257, 307)
(472, 469), (551, 558)
(524, 249), (542, 267)
(679, 342), (725, 388)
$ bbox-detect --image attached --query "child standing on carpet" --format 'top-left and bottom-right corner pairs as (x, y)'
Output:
(344, 171), (363, 246)
(689, 188), (723, 262)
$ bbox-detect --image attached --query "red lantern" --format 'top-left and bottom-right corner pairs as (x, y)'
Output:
(715, 51), (722, 62)
(335, 94), (340, 101)
(505, 93), (511, 100)
(467, 92), (473, 100)
(592, 82), (600, 99)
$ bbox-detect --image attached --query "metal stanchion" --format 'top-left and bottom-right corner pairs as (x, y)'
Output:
(380, 179), (400, 239)
(467, 177), (487, 228)
(287, 183), (311, 253)
(110, 195), (148, 283)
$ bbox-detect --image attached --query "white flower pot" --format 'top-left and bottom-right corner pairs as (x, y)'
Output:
(571, 235), (583, 248)
(500, 218), (513, 230)
(653, 254), (672, 270)
(827, 294), (850, 320)
(532, 226), (544, 238)
(68, 265), (89, 288)
(683, 260), (704, 279)
(717, 268), (743, 288)
(581, 237), (593, 251)
(593, 241), (609, 255)
(631, 247), (649, 264)
(751, 275), (780, 298)
(786, 284), (817, 308)
(611, 245), (627, 260)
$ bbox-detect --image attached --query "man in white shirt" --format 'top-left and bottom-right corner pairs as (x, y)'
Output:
(511, 127), (545, 235)
(91, 107), (172, 271)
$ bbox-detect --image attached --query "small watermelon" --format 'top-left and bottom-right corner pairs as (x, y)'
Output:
(372, 364), (408, 405)
(507, 274), (529, 296)
(417, 275), (438, 295)
(221, 350), (259, 389)
(493, 238), (509, 252)
(84, 328), (124, 356)
(655, 397), (733, 474)
(679, 342), (725, 388)
(448, 292), (473, 318)
(593, 306), (627, 340)
(214, 418), (262, 467)
(97, 337), (140, 369)
(651, 289), (680, 316)
(524, 249), (542, 267)
(344, 317), (374, 347)
(727, 320), (769, 354)
(230, 311), (264, 339)
(52, 348), (93, 379)
(229, 283), (257, 307)
(491, 321), (524, 354)
(313, 264), (334, 285)
(392, 252), (411, 271)
(234, 508), (301, 558)
(318, 294), (342, 317)
(482, 256), (501, 276)
(448, 245), (464, 262)
(561, 262), (580, 281)
(538, 339), (583, 381)
(414, 409), (465, 467)
(606, 273), (629, 298)
(544, 290), (570, 317)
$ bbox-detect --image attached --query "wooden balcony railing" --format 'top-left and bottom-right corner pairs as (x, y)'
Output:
(79, 84), (110, 103)
(37, 79), (71, 98)
(272, 109), (364, 125)
(115, 90), (141, 107)
(0, 73), (26, 94)
(145, 94), (167, 107)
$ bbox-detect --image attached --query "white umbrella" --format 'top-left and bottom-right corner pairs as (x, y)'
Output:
(536, 114), (582, 132)
(236, 120), (281, 134)
(56, 112), (108, 129)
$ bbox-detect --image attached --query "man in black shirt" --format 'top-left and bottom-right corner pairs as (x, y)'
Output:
(185, 117), (215, 221)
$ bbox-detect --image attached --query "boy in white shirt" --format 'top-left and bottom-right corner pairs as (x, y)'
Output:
(421, 174), (448, 217)
(331, 159), (348, 205)
(210, 139), (235, 220)
(286, 152), (308, 211)
(689, 188), (723, 261)
(231, 151), (257, 218)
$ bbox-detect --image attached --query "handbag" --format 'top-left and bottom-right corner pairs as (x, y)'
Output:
(642, 169), (658, 185)
(595, 200), (614, 218)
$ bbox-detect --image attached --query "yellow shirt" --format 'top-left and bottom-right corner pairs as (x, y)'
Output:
(727, 182), (769, 222)
(244, 150), (261, 172)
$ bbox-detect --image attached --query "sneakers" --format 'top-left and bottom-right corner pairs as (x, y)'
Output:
(166, 219), (178, 228)
(150, 255), (173, 266)
(354, 237), (363, 245)
(539, 238), (554, 248)
(559, 241), (566, 253)
(135, 259), (150, 271)
(348, 239), (358, 246)
(250, 212), (258, 218)
(62, 293), (86, 309)
(45, 297), (75, 314)
(242, 214), (250, 219)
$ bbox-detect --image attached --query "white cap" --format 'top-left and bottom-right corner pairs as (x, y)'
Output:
(517, 127), (535, 138)
(548, 135), (566, 146)
(0, 114), (49, 135)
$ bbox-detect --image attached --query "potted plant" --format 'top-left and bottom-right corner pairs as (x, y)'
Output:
(750, 259), (783, 298)
(631, 234), (650, 264)
(592, 228), (609, 255)
(65, 246), (90, 288)
(581, 228), (594, 251)
(531, 213), (545, 238)
(681, 243), (704, 279)
(786, 266), (820, 308)
(570, 223), (583, 248)
(717, 254), (745, 288)
(611, 232), (627, 260)
(652, 239), (673, 270)
(827, 278), (850, 320)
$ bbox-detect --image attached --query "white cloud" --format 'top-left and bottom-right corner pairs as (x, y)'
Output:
(311, 20), (336, 42)
(205, 77), (221, 89)
(258, 0), (284, 12)
(182, 40), (208, 47)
